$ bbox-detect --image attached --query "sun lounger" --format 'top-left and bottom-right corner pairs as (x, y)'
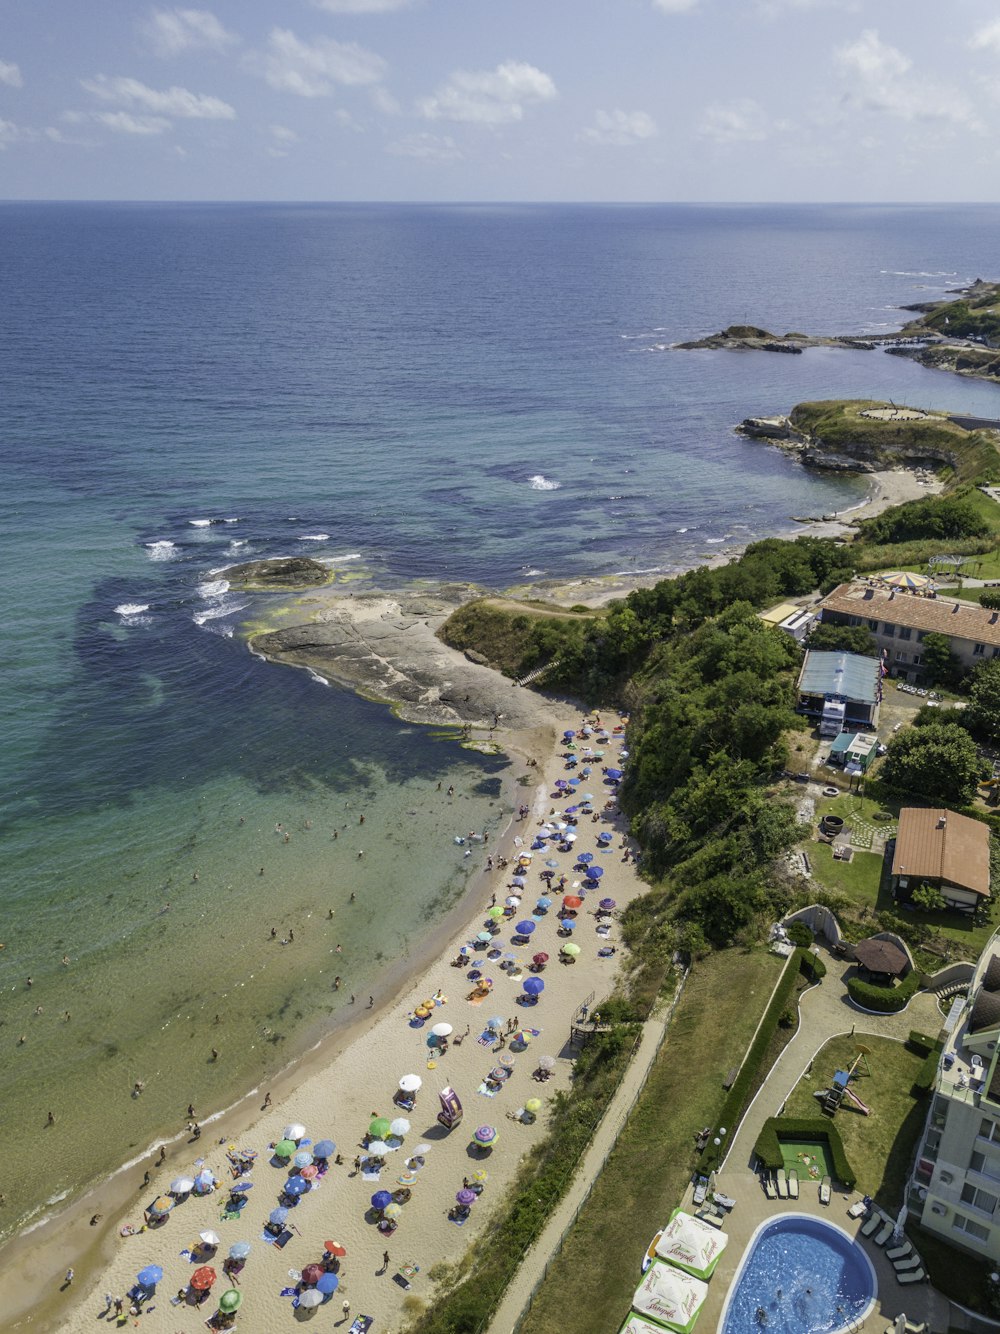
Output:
(894, 1254), (923, 1272)
(819, 1175), (831, 1206)
(762, 1173), (778, 1200)
(692, 1175), (708, 1206)
(861, 1212), (882, 1237)
(776, 1170), (789, 1200)
(712, 1192), (736, 1211)
(897, 1268), (926, 1285)
(698, 1208), (725, 1229)
(886, 1241), (912, 1261)
(847, 1198), (869, 1219)
(874, 1220), (894, 1246)
(787, 1169), (799, 1199)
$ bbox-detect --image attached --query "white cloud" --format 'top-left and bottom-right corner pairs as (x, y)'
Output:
(0, 118), (21, 147)
(582, 109), (657, 146)
(970, 20), (1000, 56)
(94, 111), (173, 135)
(370, 85), (400, 115)
(270, 124), (298, 143)
(418, 61), (556, 125)
(334, 108), (364, 131)
(835, 29), (980, 130)
(313, 0), (412, 10)
(251, 29), (386, 97)
(652, 0), (699, 11)
(145, 9), (239, 57)
(0, 59), (23, 88)
(698, 98), (770, 143)
(387, 131), (461, 161)
(82, 74), (235, 119)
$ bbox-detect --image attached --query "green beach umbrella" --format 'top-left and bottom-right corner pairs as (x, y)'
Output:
(218, 1289), (242, 1313)
(369, 1117), (391, 1139)
(274, 1138), (296, 1159)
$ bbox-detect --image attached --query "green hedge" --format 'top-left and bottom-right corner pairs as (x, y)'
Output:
(799, 952), (827, 984)
(699, 950), (804, 1173)
(913, 1047), (941, 1094)
(908, 1029), (940, 1054)
(753, 1116), (857, 1190)
(847, 970), (921, 1012)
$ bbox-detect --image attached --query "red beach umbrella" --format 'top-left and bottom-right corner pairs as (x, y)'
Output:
(301, 1263), (325, 1286)
(532, 952), (549, 965)
(562, 895), (583, 911)
(190, 1266), (217, 1291)
(324, 1240), (347, 1257)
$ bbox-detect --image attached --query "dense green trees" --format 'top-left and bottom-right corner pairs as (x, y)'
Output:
(967, 659), (1000, 744)
(805, 622), (879, 657)
(921, 632), (961, 686)
(857, 494), (991, 545)
(880, 721), (982, 806)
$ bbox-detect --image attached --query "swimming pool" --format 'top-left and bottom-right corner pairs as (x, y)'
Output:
(719, 1214), (877, 1334)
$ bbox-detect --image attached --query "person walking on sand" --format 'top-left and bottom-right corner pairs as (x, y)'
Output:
(381, 1250), (390, 1273)
(64, 1268), (74, 1286)
(368, 995), (374, 1008)
(342, 1298), (351, 1318)
(262, 1092), (271, 1108)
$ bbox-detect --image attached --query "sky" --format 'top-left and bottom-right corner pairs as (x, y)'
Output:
(2, 0), (1000, 201)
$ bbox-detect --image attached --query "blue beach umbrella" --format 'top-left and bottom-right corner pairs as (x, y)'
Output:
(587, 865), (604, 879)
(568, 776), (581, 785)
(371, 1190), (392, 1211)
(559, 918), (577, 931)
(563, 730), (576, 739)
(269, 1207), (289, 1226)
(577, 852), (594, 864)
(536, 896), (552, 910)
(229, 1182), (254, 1194)
(523, 977), (545, 996)
(515, 920), (536, 936)
(510, 876), (526, 887)
(317, 1272), (340, 1295)
(545, 859), (559, 869)
(137, 1266), (163, 1289)
(606, 768), (623, 781)
(293, 1150), (313, 1168)
(313, 1139), (336, 1159)
(284, 1176), (309, 1197)
(579, 793), (595, 802)
(228, 1241), (252, 1260)
(487, 1015), (504, 1030)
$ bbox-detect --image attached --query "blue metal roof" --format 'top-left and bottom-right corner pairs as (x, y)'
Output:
(799, 651), (881, 705)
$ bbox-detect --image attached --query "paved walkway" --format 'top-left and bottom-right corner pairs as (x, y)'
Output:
(690, 946), (951, 1333)
(485, 981), (683, 1334)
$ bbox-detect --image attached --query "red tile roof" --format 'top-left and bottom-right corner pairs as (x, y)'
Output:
(891, 807), (991, 898)
(819, 583), (1000, 648)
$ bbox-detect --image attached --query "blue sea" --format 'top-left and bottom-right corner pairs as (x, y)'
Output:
(3, 201), (1000, 1240)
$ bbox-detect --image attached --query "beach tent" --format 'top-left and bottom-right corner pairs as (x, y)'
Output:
(654, 1210), (728, 1280)
(631, 1260), (708, 1334)
(618, 1316), (677, 1334)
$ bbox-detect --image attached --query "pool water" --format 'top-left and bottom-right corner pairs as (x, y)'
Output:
(719, 1214), (876, 1334)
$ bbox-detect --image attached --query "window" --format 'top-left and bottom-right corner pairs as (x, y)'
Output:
(980, 1118), (1000, 1144)
(848, 615), (862, 627)
(917, 631), (926, 643)
(993, 648), (1000, 659)
(970, 1151), (1000, 1182)
(895, 651), (905, 661)
(953, 1213), (991, 1242)
(912, 655), (923, 666)
(883, 622), (897, 635)
(961, 1182), (999, 1215)
(975, 644), (986, 656)
(867, 619), (879, 631)
(899, 627), (912, 641)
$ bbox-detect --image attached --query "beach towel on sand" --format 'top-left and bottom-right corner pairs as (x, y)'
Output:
(477, 1083), (498, 1097)
(476, 1031), (493, 1046)
(349, 1319), (374, 1334)
(362, 1168), (381, 1182)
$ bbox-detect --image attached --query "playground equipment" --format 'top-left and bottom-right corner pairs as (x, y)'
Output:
(817, 1047), (872, 1116)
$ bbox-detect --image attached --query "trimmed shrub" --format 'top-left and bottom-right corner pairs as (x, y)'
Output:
(785, 922), (814, 948)
(847, 971), (921, 1013)
(799, 952), (826, 984)
(913, 1047), (941, 1095)
(753, 1116), (857, 1190)
(908, 1030), (940, 1054)
(699, 950), (803, 1172)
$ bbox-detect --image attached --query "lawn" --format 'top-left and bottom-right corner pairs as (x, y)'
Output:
(519, 948), (785, 1334)
(782, 1034), (927, 1212)
(809, 841), (884, 902)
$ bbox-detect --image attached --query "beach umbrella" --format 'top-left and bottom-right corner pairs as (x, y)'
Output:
(269, 1207), (289, 1226)
(398, 1074), (422, 1093)
(580, 792), (595, 801)
(525, 1097), (543, 1114)
(456, 1188), (476, 1206)
(536, 896), (552, 910)
(397, 1170), (418, 1186)
(564, 832), (578, 843)
(390, 1117), (411, 1137)
(514, 1030), (534, 1046)
(170, 1176), (195, 1195)
(606, 769), (623, 781)
(430, 1022), (453, 1038)
(558, 918), (577, 931)
(317, 1272), (340, 1295)
(554, 779), (569, 790)
(474, 1125), (499, 1147)
(476, 930), (493, 943)
(367, 1140), (390, 1156)
(371, 1190), (393, 1210)
(487, 1015), (504, 1030)
(299, 1289), (323, 1309)
(881, 570), (930, 590)
(545, 859), (559, 869)
(195, 1168), (216, 1190)
(515, 920), (535, 936)
(228, 1242), (252, 1260)
(136, 1265), (163, 1289)
(199, 1230), (221, 1247)
(586, 865), (604, 880)
(293, 1149), (314, 1168)
(191, 1266), (217, 1291)
(274, 1138), (296, 1159)
(523, 977), (545, 996)
(498, 1054), (515, 1069)
(413, 1143), (432, 1156)
(471, 1169), (489, 1185)
(149, 1195), (174, 1215)
(538, 1054), (556, 1071)
(532, 952), (549, 965)
(487, 906), (504, 920)
(576, 852), (594, 864)
(283, 1123), (306, 1142)
(300, 1165), (319, 1180)
(563, 894), (583, 909)
(369, 1116), (391, 1138)
(229, 1182), (254, 1195)
(313, 1139), (336, 1159)
(284, 1175), (309, 1198)
(302, 1263), (325, 1285)
(510, 875), (526, 887)
(563, 942), (581, 958)
(383, 1202), (402, 1220)
(218, 1290), (242, 1313)
(563, 729), (576, 738)
(599, 898), (616, 910)
(324, 1240), (348, 1257)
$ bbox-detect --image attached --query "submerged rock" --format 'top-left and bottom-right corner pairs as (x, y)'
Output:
(225, 557), (331, 589)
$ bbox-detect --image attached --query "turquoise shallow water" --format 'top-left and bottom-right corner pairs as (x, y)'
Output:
(3, 202), (1000, 1239)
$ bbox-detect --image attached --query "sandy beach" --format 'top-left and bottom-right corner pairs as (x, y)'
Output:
(1, 706), (644, 1334)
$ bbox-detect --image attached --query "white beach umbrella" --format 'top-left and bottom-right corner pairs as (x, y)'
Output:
(413, 1143), (431, 1156)
(170, 1176), (195, 1195)
(299, 1289), (322, 1309)
(367, 1140), (390, 1156)
(283, 1123), (306, 1142)
(390, 1118), (411, 1137)
(398, 1074), (422, 1093)
(199, 1230), (221, 1247)
(431, 1022), (453, 1038)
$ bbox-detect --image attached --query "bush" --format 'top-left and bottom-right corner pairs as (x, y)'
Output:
(752, 1117), (857, 1190)
(847, 971), (921, 1012)
(699, 950), (803, 1172)
(913, 1046), (941, 1094)
(785, 922), (814, 947)
(799, 951), (827, 984)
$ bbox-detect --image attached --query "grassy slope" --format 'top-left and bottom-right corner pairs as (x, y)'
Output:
(519, 949), (784, 1334)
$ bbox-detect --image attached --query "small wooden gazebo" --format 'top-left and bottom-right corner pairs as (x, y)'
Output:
(853, 937), (907, 984)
